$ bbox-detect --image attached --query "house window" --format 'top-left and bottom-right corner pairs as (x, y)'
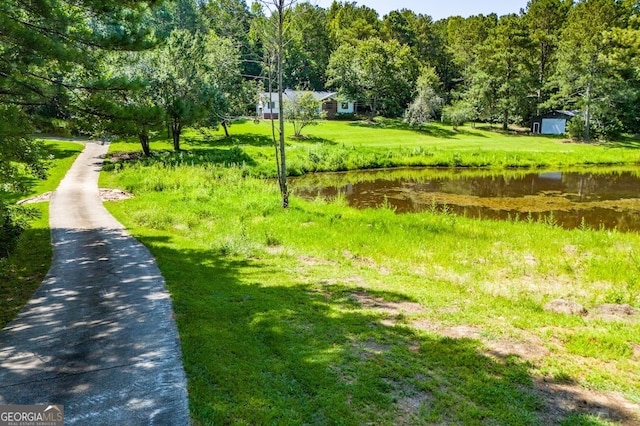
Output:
(341, 102), (349, 110)
(267, 102), (276, 109)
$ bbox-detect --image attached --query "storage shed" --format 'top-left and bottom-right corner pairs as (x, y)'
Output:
(531, 110), (577, 135)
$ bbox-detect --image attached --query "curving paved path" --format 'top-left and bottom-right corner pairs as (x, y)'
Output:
(0, 142), (190, 424)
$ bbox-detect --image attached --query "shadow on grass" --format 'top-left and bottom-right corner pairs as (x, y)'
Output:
(45, 144), (84, 161)
(182, 133), (275, 148)
(605, 135), (640, 149)
(207, 133), (338, 147)
(474, 125), (572, 141)
(0, 225), (51, 329)
(183, 147), (256, 167)
(419, 126), (489, 140)
(134, 235), (635, 425)
(106, 146), (257, 170)
(288, 135), (338, 145)
(348, 120), (488, 140)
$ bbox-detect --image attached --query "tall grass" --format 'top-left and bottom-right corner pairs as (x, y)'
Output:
(102, 159), (640, 424)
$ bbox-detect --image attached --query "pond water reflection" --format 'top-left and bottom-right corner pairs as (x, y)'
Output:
(291, 168), (640, 232)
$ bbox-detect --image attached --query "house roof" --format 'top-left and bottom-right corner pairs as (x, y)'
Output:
(259, 89), (339, 103)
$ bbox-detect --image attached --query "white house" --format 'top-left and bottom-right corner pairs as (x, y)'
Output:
(256, 89), (355, 119)
(531, 110), (577, 135)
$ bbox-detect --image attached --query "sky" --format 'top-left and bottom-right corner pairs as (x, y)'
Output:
(308, 0), (530, 20)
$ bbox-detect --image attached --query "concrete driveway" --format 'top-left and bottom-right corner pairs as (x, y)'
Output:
(0, 142), (190, 424)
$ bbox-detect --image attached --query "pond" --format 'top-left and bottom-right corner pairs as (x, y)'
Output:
(291, 168), (640, 232)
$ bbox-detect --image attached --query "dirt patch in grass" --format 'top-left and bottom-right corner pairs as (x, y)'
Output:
(430, 265), (469, 286)
(381, 376), (433, 425)
(17, 192), (54, 204)
(438, 306), (461, 314)
(396, 391), (433, 425)
(544, 299), (588, 316)
(344, 276), (367, 285)
(590, 304), (639, 322)
(411, 319), (483, 340)
(411, 319), (551, 362)
(343, 250), (392, 275)
(487, 338), (550, 361)
(318, 276), (368, 287)
(351, 291), (426, 315)
(18, 189), (134, 204)
(357, 340), (391, 357)
(99, 189), (134, 201)
(108, 151), (147, 163)
(535, 379), (640, 425)
(298, 255), (335, 267)
(485, 265), (612, 302)
(409, 318), (639, 424)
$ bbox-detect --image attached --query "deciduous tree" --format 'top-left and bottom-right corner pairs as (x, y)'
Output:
(404, 67), (444, 128)
(282, 3), (332, 90)
(443, 100), (475, 130)
(151, 29), (242, 150)
(284, 92), (324, 137)
(327, 38), (419, 119)
(326, 1), (380, 47)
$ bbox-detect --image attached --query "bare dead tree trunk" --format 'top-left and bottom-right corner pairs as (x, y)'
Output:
(276, 2), (288, 208)
(584, 58), (594, 143)
(267, 56), (282, 198)
(260, 0), (295, 208)
(503, 62), (511, 131)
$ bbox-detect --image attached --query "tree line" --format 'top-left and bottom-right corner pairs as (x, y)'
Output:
(150, 0), (638, 143)
(251, 0), (639, 141)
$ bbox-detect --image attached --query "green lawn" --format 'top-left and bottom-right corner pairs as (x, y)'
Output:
(101, 123), (640, 424)
(108, 119), (640, 177)
(0, 140), (83, 328)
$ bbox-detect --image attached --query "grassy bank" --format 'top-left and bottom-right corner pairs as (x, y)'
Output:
(0, 140), (83, 328)
(106, 119), (640, 177)
(102, 158), (640, 424)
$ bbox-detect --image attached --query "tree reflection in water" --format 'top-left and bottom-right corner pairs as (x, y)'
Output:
(291, 168), (640, 232)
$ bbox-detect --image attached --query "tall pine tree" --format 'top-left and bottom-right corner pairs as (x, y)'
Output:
(0, 0), (159, 255)
(552, 0), (625, 140)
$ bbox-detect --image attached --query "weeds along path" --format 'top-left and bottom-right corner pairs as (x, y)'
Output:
(0, 142), (189, 424)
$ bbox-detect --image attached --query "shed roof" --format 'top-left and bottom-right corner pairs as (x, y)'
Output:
(533, 110), (579, 120)
(554, 110), (578, 117)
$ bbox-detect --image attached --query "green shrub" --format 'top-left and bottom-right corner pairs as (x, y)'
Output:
(0, 202), (35, 258)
